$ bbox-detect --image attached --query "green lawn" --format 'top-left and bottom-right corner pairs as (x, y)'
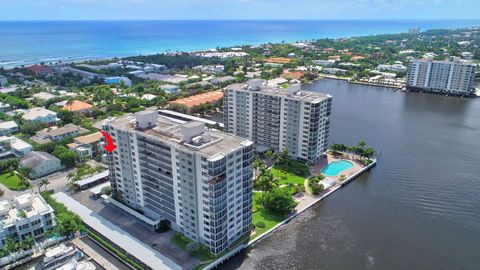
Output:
(274, 160), (310, 178)
(270, 167), (306, 185)
(0, 173), (29, 190)
(250, 192), (285, 240)
(270, 160), (310, 185)
(170, 233), (215, 262)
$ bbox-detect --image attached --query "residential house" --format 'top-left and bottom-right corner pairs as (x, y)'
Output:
(0, 121), (19, 136)
(20, 151), (63, 179)
(32, 92), (57, 101)
(67, 132), (103, 159)
(21, 108), (59, 127)
(0, 136), (32, 159)
(30, 124), (89, 144)
(62, 100), (93, 116)
(0, 192), (56, 249)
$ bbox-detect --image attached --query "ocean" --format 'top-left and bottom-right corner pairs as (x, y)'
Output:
(1, 20), (480, 68)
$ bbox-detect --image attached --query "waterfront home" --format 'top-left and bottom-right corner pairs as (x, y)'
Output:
(0, 136), (32, 159)
(323, 68), (348, 75)
(0, 192), (56, 249)
(377, 64), (407, 72)
(30, 124), (89, 144)
(160, 84), (180, 94)
(62, 100), (93, 116)
(67, 132), (103, 159)
(0, 121), (19, 136)
(104, 76), (132, 86)
(21, 107), (59, 127)
(20, 151), (63, 179)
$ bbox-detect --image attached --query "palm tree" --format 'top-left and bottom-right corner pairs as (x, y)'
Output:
(39, 179), (50, 192)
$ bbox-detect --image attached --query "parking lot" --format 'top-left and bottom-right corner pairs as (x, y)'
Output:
(70, 190), (200, 269)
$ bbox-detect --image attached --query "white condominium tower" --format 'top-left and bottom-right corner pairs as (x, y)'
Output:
(224, 79), (332, 163)
(407, 59), (476, 96)
(102, 110), (254, 254)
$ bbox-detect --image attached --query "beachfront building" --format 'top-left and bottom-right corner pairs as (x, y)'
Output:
(223, 79), (332, 163)
(0, 192), (56, 249)
(102, 110), (254, 254)
(407, 59), (476, 96)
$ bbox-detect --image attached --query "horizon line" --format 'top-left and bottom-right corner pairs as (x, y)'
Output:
(1, 18), (480, 22)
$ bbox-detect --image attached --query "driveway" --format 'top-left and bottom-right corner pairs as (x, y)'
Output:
(70, 191), (200, 269)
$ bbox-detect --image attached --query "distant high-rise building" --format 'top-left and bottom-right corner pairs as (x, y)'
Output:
(407, 59), (476, 96)
(409, 28), (420, 34)
(103, 110), (254, 254)
(224, 80), (332, 163)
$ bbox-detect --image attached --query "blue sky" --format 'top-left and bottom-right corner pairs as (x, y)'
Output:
(2, 0), (479, 20)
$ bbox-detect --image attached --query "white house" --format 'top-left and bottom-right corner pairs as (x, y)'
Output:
(20, 151), (63, 179)
(0, 121), (19, 136)
(0, 136), (33, 159)
(21, 108), (59, 127)
(0, 192), (56, 248)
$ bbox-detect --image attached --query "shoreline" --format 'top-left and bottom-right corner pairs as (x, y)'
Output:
(2, 21), (479, 69)
(201, 158), (377, 270)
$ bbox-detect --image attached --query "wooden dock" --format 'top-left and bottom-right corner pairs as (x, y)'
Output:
(72, 238), (120, 270)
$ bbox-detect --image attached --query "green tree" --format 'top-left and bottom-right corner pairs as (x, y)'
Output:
(20, 121), (47, 136)
(52, 145), (78, 168)
(263, 188), (298, 216)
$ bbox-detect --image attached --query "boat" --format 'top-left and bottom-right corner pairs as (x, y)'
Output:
(54, 258), (96, 270)
(34, 244), (81, 270)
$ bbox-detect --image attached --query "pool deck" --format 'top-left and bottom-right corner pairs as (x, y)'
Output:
(248, 153), (376, 248)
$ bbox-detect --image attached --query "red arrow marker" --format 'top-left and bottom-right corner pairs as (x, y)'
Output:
(101, 131), (117, 153)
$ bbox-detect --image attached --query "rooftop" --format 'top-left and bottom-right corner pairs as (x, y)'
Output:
(0, 192), (53, 226)
(20, 151), (60, 169)
(104, 111), (252, 159)
(170, 90), (223, 108)
(22, 107), (57, 121)
(73, 131), (103, 145)
(63, 100), (93, 112)
(226, 80), (331, 103)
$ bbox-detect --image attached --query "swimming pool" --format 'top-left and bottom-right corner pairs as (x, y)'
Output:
(321, 160), (354, 176)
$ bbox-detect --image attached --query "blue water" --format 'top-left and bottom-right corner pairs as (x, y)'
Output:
(322, 160), (354, 176)
(1, 20), (479, 68)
